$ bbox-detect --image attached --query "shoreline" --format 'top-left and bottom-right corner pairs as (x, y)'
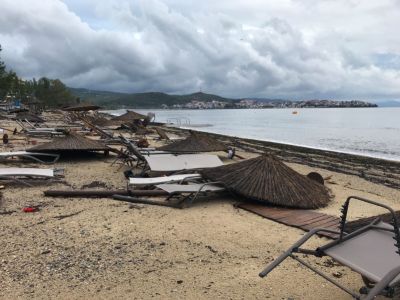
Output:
(161, 125), (400, 189)
(178, 125), (400, 162)
(2, 113), (400, 299)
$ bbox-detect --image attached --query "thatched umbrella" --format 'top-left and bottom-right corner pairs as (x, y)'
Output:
(111, 110), (147, 122)
(27, 132), (110, 153)
(201, 154), (331, 209)
(63, 103), (101, 112)
(158, 131), (227, 152)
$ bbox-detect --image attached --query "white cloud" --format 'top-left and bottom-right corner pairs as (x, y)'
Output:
(1, 0), (400, 100)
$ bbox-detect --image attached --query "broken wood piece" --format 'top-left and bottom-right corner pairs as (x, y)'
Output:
(53, 210), (84, 220)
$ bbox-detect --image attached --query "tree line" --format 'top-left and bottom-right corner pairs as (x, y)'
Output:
(0, 45), (75, 108)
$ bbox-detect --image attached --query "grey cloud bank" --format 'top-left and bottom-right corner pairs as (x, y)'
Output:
(1, 0), (400, 100)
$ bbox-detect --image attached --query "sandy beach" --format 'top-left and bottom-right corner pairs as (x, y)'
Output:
(1, 116), (400, 300)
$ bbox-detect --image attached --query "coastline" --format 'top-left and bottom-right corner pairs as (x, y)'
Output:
(161, 125), (400, 189)
(1, 114), (400, 299)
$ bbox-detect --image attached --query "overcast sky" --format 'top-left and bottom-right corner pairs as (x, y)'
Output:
(1, 0), (400, 100)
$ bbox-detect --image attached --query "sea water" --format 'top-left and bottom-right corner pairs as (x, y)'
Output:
(105, 107), (400, 161)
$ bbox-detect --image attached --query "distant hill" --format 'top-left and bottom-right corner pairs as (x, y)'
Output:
(69, 88), (235, 108)
(69, 87), (380, 109)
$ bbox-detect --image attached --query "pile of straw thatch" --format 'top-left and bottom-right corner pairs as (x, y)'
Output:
(201, 154), (331, 209)
(111, 110), (147, 122)
(158, 131), (227, 152)
(63, 103), (101, 112)
(27, 132), (109, 153)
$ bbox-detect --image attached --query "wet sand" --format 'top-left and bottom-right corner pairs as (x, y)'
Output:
(1, 117), (399, 300)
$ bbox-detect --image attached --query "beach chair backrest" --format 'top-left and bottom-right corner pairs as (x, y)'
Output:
(145, 154), (223, 172)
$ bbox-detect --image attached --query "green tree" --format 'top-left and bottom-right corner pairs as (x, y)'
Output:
(0, 45), (9, 98)
(1, 45), (74, 107)
(34, 77), (75, 108)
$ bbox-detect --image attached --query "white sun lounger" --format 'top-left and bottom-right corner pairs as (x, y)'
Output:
(129, 173), (201, 186)
(144, 154), (223, 172)
(0, 168), (55, 177)
(0, 168), (61, 186)
(0, 151), (60, 164)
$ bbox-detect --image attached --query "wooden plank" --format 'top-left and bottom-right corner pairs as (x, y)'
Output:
(237, 202), (341, 239)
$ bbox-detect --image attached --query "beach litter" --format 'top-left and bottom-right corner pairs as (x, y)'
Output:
(22, 206), (40, 213)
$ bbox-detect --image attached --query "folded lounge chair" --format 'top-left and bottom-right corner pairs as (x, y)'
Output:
(259, 196), (400, 300)
(113, 181), (226, 208)
(156, 182), (226, 206)
(0, 151), (60, 164)
(0, 167), (62, 186)
(129, 173), (201, 187)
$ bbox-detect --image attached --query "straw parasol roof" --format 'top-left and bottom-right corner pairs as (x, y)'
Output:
(112, 110), (147, 122)
(158, 131), (227, 152)
(63, 103), (101, 112)
(201, 154), (331, 209)
(27, 132), (109, 152)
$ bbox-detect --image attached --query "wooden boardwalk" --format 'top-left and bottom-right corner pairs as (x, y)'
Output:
(237, 203), (340, 239)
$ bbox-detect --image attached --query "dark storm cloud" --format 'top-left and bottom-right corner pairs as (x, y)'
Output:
(1, 0), (400, 100)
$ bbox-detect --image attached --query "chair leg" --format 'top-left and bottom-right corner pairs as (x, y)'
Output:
(363, 266), (400, 300)
(259, 228), (338, 278)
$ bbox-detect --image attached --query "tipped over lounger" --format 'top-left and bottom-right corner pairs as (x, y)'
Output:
(0, 168), (62, 186)
(259, 196), (400, 300)
(129, 174), (201, 187)
(0, 151), (60, 164)
(155, 182), (226, 206)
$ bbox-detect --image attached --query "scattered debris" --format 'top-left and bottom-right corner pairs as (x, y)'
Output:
(22, 206), (40, 213)
(53, 210), (84, 220)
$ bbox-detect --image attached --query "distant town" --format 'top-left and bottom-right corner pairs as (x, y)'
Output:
(163, 99), (378, 109)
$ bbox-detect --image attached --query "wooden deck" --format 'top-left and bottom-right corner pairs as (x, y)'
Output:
(237, 203), (340, 239)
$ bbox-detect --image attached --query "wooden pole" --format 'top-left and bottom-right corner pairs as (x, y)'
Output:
(113, 194), (182, 208)
(44, 189), (168, 198)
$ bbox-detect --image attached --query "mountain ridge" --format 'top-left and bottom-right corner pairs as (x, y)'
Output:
(69, 87), (383, 108)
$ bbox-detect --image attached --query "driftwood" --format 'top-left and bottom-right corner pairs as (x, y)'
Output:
(44, 189), (168, 198)
(53, 210), (84, 220)
(113, 194), (182, 208)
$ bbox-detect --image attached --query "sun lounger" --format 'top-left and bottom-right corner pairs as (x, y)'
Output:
(259, 196), (400, 300)
(129, 173), (201, 186)
(0, 167), (62, 186)
(155, 182), (225, 206)
(25, 128), (65, 137)
(0, 151), (60, 164)
(144, 154), (223, 172)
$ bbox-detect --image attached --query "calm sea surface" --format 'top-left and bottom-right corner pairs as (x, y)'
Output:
(105, 107), (400, 161)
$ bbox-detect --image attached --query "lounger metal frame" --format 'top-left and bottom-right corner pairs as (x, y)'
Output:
(259, 196), (400, 300)
(0, 152), (60, 164)
(163, 181), (226, 207)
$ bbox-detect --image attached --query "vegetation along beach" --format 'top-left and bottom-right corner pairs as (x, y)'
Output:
(1, 1), (400, 300)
